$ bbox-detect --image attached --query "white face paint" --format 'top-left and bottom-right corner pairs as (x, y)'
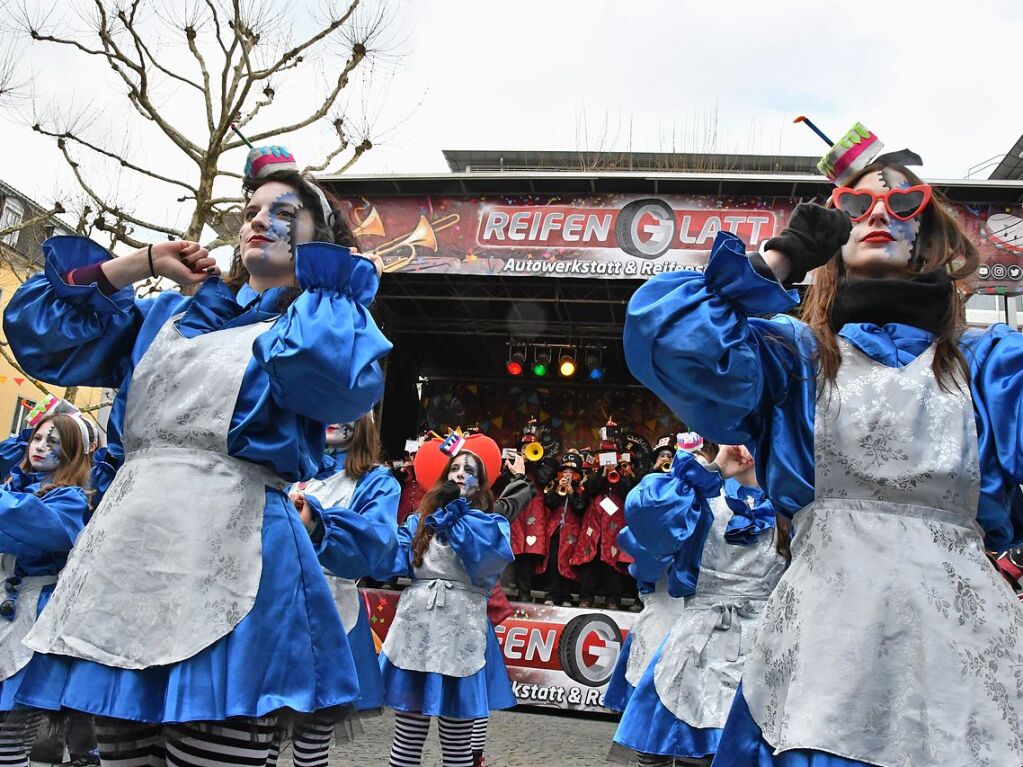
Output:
(325, 422), (356, 450)
(240, 181), (317, 288)
(840, 168), (922, 278)
(447, 453), (481, 501)
(28, 421), (62, 473)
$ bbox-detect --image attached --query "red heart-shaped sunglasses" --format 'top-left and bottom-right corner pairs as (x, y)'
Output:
(831, 184), (933, 222)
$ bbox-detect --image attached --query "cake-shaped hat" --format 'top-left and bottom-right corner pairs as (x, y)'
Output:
(794, 117), (884, 186)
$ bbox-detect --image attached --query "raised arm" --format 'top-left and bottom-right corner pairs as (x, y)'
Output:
(624, 232), (801, 444)
(624, 451), (722, 597)
(253, 244), (392, 424)
(969, 326), (1023, 549)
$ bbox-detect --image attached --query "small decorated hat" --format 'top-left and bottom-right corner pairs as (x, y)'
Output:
(521, 415), (539, 444)
(244, 145), (299, 181)
(794, 117), (883, 187)
(678, 431), (705, 453)
(653, 434), (675, 454)
(559, 451), (584, 472)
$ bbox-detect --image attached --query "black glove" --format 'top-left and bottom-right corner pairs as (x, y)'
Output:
(763, 203), (852, 285)
(437, 479), (461, 507)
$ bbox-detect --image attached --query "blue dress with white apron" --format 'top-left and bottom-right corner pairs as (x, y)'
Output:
(615, 456), (785, 760)
(378, 498), (516, 720)
(0, 466), (89, 710)
(301, 453), (400, 711)
(624, 231), (1023, 767)
(2, 235), (391, 724)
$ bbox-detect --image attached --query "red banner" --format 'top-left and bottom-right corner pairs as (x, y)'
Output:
(363, 588), (637, 714)
(340, 193), (1023, 293)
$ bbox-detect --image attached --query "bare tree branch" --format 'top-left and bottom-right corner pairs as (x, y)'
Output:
(33, 123), (197, 194)
(0, 341), (54, 398)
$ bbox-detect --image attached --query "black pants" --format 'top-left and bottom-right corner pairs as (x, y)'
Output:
(578, 560), (623, 602)
(512, 553), (543, 598)
(542, 529), (576, 603)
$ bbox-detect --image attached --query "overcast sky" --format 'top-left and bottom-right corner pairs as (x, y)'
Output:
(3, 0), (1021, 236)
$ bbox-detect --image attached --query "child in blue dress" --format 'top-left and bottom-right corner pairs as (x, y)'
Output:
(3, 144), (391, 767)
(380, 443), (516, 767)
(0, 412), (91, 766)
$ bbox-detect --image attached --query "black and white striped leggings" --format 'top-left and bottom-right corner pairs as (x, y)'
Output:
(387, 711), (474, 767)
(264, 717), (334, 767)
(94, 716), (276, 767)
(0, 711), (44, 767)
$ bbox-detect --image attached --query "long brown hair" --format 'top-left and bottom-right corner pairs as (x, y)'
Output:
(411, 452), (496, 568)
(800, 162), (979, 393)
(344, 413), (381, 481)
(18, 414), (93, 497)
(224, 170), (360, 299)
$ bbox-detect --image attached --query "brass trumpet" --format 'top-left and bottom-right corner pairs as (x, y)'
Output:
(371, 213), (461, 272)
(557, 484), (571, 496)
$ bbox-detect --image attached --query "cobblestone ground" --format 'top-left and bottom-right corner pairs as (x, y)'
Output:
(278, 707), (627, 767)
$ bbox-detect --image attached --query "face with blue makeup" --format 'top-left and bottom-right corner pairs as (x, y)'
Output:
(28, 421), (62, 473)
(447, 453), (482, 501)
(240, 181), (317, 291)
(840, 168), (923, 278)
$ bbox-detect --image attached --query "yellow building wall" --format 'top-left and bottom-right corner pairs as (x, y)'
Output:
(0, 263), (108, 438)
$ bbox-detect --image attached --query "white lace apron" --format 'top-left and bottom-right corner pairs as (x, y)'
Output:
(625, 575), (685, 687)
(25, 313), (284, 669)
(382, 539), (489, 677)
(743, 340), (1023, 767)
(302, 470), (362, 632)
(0, 573), (56, 680)
(652, 494), (785, 728)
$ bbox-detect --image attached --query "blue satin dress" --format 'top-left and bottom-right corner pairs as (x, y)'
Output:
(2, 235), (392, 724)
(623, 232), (1023, 767)
(0, 467), (89, 710)
(306, 453), (400, 711)
(378, 499), (517, 720)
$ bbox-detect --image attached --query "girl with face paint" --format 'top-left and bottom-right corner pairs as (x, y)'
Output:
(268, 412), (399, 766)
(379, 446), (516, 767)
(624, 148), (1023, 766)
(3, 145), (392, 766)
(0, 414), (91, 764)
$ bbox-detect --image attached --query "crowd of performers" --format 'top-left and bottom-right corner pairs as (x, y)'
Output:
(0, 120), (1017, 767)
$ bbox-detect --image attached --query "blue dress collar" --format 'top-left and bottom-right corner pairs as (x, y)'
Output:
(837, 322), (934, 369)
(174, 279), (285, 338)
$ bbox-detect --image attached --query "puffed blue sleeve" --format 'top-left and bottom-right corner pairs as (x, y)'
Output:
(967, 325), (1023, 549)
(624, 231), (803, 444)
(425, 498), (514, 586)
(0, 485), (89, 556)
(625, 451), (722, 598)
(0, 429), (30, 480)
(3, 237), (157, 387)
(88, 446), (122, 511)
(617, 526), (671, 593)
(308, 467), (400, 581)
(252, 243), (392, 424)
(723, 481), (777, 546)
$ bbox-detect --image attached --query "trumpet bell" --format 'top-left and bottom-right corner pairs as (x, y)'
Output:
(523, 442), (544, 462)
(556, 485), (570, 496)
(352, 206), (385, 238)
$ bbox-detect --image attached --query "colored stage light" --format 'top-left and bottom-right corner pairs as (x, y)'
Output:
(585, 352), (604, 381)
(559, 355), (577, 377)
(533, 348), (552, 377)
(506, 349), (526, 376)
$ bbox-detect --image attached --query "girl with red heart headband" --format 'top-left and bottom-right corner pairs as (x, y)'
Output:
(378, 431), (520, 767)
(625, 119), (1023, 767)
